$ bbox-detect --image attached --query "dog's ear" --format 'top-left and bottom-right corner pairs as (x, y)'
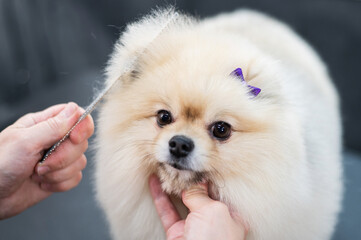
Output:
(105, 7), (181, 87)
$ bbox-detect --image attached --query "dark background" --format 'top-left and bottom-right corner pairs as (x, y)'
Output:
(0, 0), (360, 239)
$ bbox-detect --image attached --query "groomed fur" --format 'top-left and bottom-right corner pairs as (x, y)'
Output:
(95, 8), (342, 240)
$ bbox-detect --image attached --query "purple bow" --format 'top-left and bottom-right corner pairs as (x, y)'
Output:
(231, 68), (261, 98)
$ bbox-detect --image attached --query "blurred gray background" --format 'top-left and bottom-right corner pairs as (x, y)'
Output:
(0, 0), (360, 239)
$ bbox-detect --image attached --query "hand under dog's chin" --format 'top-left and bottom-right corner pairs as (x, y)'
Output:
(157, 163), (206, 196)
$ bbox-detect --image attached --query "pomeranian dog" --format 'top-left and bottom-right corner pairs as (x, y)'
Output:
(94, 8), (342, 240)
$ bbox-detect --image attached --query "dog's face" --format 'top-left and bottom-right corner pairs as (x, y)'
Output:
(104, 33), (283, 196)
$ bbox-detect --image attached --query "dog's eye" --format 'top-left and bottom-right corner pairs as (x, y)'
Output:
(157, 110), (173, 127)
(211, 121), (231, 140)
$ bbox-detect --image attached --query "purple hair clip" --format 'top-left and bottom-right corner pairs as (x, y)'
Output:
(231, 68), (261, 98)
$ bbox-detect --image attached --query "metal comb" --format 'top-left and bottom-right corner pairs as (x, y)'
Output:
(40, 11), (179, 163)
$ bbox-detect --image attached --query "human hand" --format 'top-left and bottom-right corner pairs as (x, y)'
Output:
(0, 102), (94, 219)
(149, 175), (248, 240)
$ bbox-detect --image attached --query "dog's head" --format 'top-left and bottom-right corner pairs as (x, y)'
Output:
(101, 10), (288, 196)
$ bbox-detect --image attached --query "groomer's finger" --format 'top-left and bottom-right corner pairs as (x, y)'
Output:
(182, 183), (215, 212)
(33, 154), (87, 183)
(28, 102), (81, 151)
(40, 172), (83, 192)
(149, 175), (181, 232)
(36, 140), (88, 175)
(69, 114), (94, 145)
(13, 104), (67, 128)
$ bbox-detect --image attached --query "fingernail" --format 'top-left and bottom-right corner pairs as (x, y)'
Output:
(187, 183), (208, 193)
(60, 102), (77, 118)
(37, 166), (50, 176)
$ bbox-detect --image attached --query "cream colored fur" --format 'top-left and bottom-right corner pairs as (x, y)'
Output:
(95, 8), (342, 240)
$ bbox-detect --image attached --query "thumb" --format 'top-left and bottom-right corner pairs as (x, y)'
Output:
(182, 183), (214, 212)
(28, 102), (80, 150)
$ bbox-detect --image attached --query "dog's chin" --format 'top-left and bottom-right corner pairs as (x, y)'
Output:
(157, 163), (206, 196)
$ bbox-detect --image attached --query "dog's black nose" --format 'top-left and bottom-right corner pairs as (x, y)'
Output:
(169, 135), (194, 158)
